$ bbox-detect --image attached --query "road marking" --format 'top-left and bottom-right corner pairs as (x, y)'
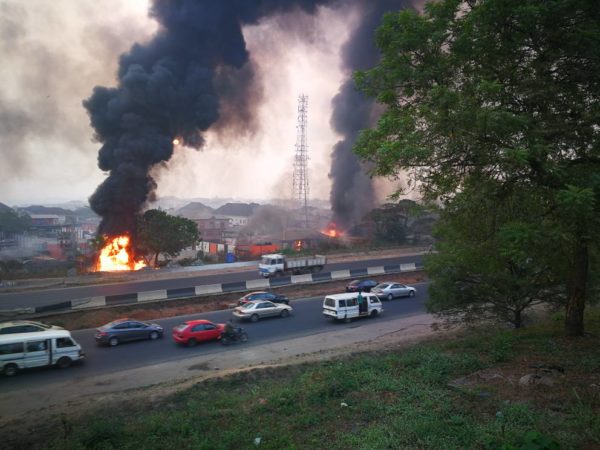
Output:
(138, 290), (167, 302)
(331, 269), (350, 280)
(246, 279), (270, 289)
(71, 296), (106, 309)
(195, 284), (223, 295)
(291, 274), (312, 284)
(367, 266), (385, 275)
(400, 263), (416, 272)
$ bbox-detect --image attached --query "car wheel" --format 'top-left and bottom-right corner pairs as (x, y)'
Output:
(387, 293), (393, 301)
(57, 357), (72, 369)
(187, 338), (197, 347)
(344, 317), (352, 323)
(250, 314), (259, 323)
(370, 310), (379, 318)
(108, 337), (119, 347)
(409, 290), (415, 297)
(3, 363), (18, 377)
(149, 331), (159, 340)
(280, 309), (290, 318)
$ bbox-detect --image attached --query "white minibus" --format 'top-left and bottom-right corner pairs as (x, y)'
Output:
(0, 329), (84, 376)
(322, 292), (383, 322)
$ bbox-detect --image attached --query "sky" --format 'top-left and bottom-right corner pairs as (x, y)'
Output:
(0, 0), (373, 207)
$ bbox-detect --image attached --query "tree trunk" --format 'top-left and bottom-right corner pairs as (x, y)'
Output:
(513, 309), (522, 329)
(564, 239), (588, 337)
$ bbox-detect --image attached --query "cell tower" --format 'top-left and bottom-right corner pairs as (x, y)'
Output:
(293, 94), (309, 228)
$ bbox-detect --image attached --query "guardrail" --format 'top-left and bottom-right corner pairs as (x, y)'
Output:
(2, 263), (421, 317)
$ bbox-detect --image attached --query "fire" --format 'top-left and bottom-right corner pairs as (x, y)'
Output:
(172, 138), (180, 146)
(97, 235), (146, 271)
(320, 223), (343, 238)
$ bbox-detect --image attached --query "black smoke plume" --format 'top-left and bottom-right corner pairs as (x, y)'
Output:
(329, 0), (413, 231)
(84, 0), (330, 239)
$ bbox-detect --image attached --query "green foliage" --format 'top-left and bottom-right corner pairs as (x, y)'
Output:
(0, 209), (30, 234)
(137, 209), (201, 266)
(355, 0), (600, 335)
(43, 313), (600, 449)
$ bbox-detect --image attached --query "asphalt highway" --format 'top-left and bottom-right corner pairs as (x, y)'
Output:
(0, 255), (423, 309)
(0, 282), (428, 392)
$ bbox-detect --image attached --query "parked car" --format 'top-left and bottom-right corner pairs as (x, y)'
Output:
(345, 279), (378, 293)
(372, 282), (417, 301)
(0, 320), (63, 335)
(95, 319), (164, 346)
(172, 319), (224, 347)
(233, 301), (293, 322)
(238, 291), (289, 306)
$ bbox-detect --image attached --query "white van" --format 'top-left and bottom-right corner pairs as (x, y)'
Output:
(0, 329), (85, 376)
(322, 292), (383, 322)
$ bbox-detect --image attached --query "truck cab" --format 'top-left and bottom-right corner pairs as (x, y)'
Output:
(259, 254), (285, 277)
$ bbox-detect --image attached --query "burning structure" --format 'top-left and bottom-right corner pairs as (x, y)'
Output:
(84, 0), (417, 270)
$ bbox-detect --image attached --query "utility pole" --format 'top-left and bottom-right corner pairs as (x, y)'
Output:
(292, 94), (309, 228)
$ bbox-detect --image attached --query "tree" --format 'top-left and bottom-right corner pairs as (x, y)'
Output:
(426, 180), (564, 328)
(369, 199), (429, 244)
(137, 210), (201, 267)
(355, 0), (600, 335)
(0, 210), (30, 235)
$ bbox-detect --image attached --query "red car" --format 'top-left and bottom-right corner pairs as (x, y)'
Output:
(172, 320), (224, 347)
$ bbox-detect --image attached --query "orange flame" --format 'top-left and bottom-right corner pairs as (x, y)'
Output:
(320, 223), (343, 238)
(97, 235), (146, 271)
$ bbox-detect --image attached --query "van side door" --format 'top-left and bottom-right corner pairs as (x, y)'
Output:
(346, 297), (359, 318)
(23, 339), (51, 368)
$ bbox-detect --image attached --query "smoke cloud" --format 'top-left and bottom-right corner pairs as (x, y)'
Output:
(329, 0), (414, 230)
(85, 0), (332, 238)
(85, 0), (418, 239)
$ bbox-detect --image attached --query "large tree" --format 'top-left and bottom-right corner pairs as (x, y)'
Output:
(137, 210), (201, 267)
(355, 0), (600, 335)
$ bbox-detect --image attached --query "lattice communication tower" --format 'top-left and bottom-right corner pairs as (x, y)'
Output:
(292, 94), (309, 228)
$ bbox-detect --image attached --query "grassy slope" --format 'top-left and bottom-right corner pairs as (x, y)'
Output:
(43, 312), (600, 450)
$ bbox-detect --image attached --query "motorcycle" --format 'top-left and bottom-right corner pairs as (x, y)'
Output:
(220, 327), (248, 345)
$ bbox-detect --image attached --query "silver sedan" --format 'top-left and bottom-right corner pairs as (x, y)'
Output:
(372, 282), (416, 301)
(233, 300), (293, 322)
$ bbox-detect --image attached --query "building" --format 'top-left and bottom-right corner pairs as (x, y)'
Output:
(214, 203), (258, 227)
(194, 217), (232, 243)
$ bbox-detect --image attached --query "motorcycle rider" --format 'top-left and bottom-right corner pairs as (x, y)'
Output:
(223, 319), (235, 340)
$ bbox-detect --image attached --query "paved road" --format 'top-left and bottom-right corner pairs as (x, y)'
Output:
(0, 282), (428, 392)
(0, 255), (423, 309)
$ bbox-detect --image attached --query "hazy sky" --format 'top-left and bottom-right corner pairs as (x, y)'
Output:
(0, 0), (370, 207)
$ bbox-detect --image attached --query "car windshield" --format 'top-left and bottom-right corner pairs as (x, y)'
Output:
(375, 284), (389, 289)
(174, 324), (188, 332)
(33, 322), (52, 329)
(241, 303), (256, 310)
(105, 320), (126, 328)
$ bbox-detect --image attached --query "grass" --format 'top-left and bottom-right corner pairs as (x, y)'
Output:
(31, 310), (600, 449)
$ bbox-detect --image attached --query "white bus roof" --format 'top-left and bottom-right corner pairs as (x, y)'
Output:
(262, 254), (283, 259)
(0, 329), (73, 344)
(324, 292), (374, 300)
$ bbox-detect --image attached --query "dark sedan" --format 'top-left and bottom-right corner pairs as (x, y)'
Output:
(238, 291), (289, 306)
(95, 319), (164, 347)
(345, 279), (378, 293)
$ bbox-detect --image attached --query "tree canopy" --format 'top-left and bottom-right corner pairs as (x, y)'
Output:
(355, 0), (600, 335)
(0, 209), (30, 234)
(137, 209), (201, 266)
